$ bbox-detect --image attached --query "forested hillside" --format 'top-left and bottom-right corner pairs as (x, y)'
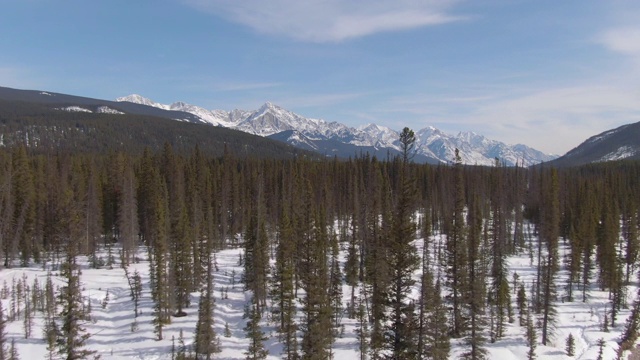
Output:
(0, 137), (639, 359)
(0, 100), (314, 159)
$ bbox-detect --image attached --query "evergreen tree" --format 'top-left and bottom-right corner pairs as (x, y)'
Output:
(8, 338), (17, 360)
(540, 169), (559, 345)
(328, 230), (343, 338)
(525, 310), (536, 360)
(354, 293), (369, 360)
(461, 196), (488, 359)
(244, 299), (269, 360)
(0, 301), (7, 360)
(271, 210), (298, 360)
(344, 212), (360, 319)
(596, 338), (605, 360)
(150, 171), (171, 341)
(619, 285), (640, 354)
(517, 283), (527, 326)
(565, 333), (575, 357)
(384, 140), (420, 359)
(300, 207), (332, 360)
(117, 160), (138, 266)
(243, 176), (269, 313)
(57, 245), (97, 360)
(193, 240), (221, 359)
(623, 210), (639, 284)
(425, 279), (451, 360)
(446, 148), (468, 338)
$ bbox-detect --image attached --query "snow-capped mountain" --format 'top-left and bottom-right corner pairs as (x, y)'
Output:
(117, 95), (556, 166)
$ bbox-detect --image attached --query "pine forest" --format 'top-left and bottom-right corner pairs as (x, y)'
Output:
(1, 129), (640, 359)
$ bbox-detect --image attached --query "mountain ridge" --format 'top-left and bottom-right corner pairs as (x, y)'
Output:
(545, 121), (640, 167)
(117, 94), (556, 166)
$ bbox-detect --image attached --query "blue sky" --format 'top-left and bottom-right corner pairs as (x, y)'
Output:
(1, 0), (639, 154)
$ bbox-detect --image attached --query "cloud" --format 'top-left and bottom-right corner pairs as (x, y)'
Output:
(597, 27), (640, 57)
(454, 85), (640, 154)
(183, 0), (463, 42)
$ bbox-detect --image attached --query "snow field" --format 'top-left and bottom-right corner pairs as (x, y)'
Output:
(0, 220), (637, 359)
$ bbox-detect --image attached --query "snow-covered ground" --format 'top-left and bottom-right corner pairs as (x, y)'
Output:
(0, 222), (636, 359)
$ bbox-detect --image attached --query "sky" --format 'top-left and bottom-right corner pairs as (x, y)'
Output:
(1, 0), (640, 155)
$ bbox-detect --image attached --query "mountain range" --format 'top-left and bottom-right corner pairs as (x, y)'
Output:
(3, 85), (640, 167)
(116, 95), (557, 166)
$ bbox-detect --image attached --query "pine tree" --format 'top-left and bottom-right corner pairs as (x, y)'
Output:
(525, 310), (536, 360)
(243, 176), (269, 313)
(596, 338), (605, 360)
(117, 161), (138, 267)
(171, 206), (192, 317)
(384, 138), (420, 359)
(624, 211), (639, 284)
(620, 286), (640, 354)
(271, 210), (298, 360)
(150, 180), (170, 340)
(193, 242), (221, 359)
(426, 279), (451, 360)
(0, 300), (7, 360)
(8, 338), (17, 360)
(461, 196), (488, 359)
(244, 299), (269, 360)
(565, 333), (575, 356)
(328, 229), (343, 337)
(446, 148), (468, 338)
(416, 207), (435, 360)
(57, 245), (98, 359)
(344, 212), (360, 319)
(540, 169), (559, 345)
(354, 292), (369, 360)
(11, 145), (35, 266)
(300, 207), (332, 360)
(517, 283), (527, 326)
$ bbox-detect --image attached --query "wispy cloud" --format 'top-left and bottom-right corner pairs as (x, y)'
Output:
(598, 27), (640, 56)
(459, 85), (640, 154)
(370, 84), (640, 155)
(183, 0), (464, 42)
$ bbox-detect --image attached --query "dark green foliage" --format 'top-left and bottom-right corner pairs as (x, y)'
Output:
(0, 301), (7, 359)
(57, 247), (98, 360)
(299, 208), (332, 360)
(526, 310), (536, 360)
(539, 168), (560, 345)
(596, 338), (606, 360)
(0, 99), (315, 160)
(565, 333), (575, 356)
(244, 300), (268, 360)
(271, 210), (298, 359)
(193, 249), (220, 359)
(446, 148), (468, 338)
(384, 155), (420, 359)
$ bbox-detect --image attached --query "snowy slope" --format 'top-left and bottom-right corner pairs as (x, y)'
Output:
(548, 121), (640, 167)
(116, 95), (556, 166)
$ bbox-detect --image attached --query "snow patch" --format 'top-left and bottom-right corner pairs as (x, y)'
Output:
(57, 106), (92, 113)
(96, 106), (124, 115)
(598, 146), (637, 162)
